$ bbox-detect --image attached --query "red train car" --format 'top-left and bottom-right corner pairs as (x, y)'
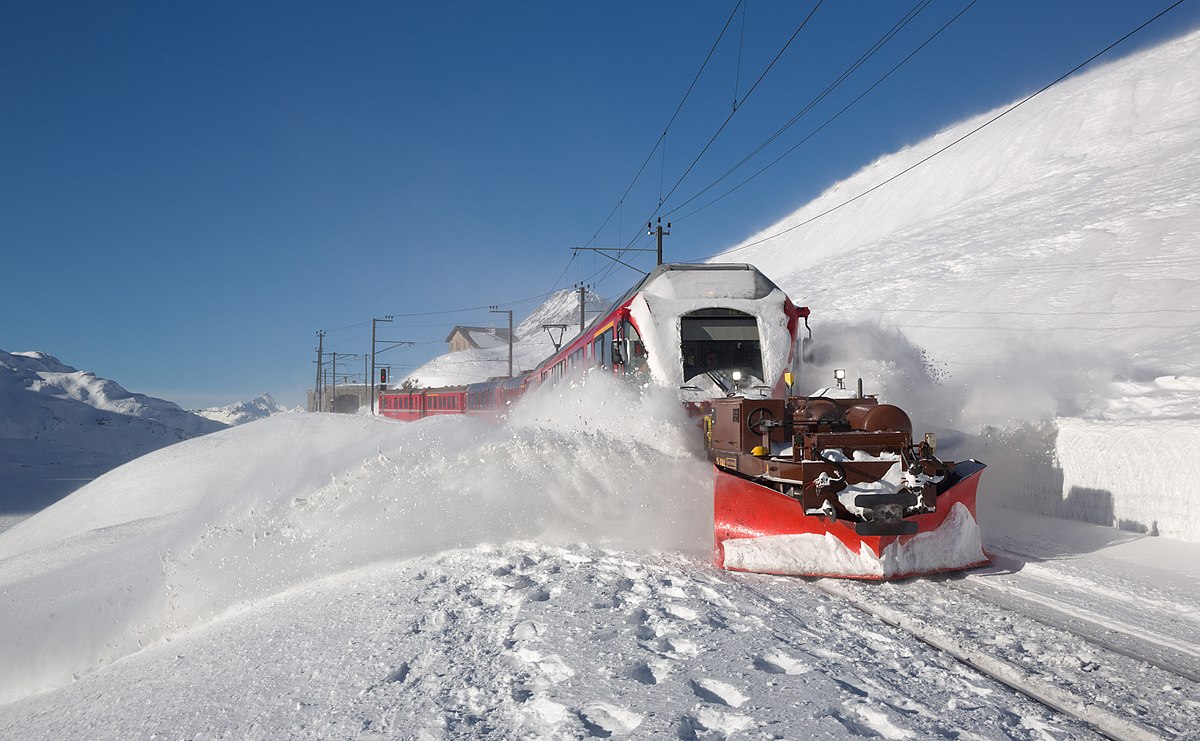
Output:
(378, 386), (466, 421)
(375, 263), (986, 580)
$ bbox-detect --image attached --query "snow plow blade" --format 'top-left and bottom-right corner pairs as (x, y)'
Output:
(713, 460), (987, 581)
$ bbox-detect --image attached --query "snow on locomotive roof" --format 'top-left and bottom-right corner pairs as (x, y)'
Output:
(626, 263), (795, 391)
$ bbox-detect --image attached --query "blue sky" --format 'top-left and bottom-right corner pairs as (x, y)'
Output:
(3, 1), (1197, 409)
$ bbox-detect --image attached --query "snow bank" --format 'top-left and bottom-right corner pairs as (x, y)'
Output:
(0, 372), (711, 703)
(1054, 418), (1199, 541)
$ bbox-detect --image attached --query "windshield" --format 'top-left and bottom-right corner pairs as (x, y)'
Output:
(680, 309), (764, 384)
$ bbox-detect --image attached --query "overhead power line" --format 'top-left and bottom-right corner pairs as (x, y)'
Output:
(650, 0), (825, 222)
(694, 0), (1190, 262)
(580, 0), (746, 254)
(666, 0), (949, 222)
(590, 1), (825, 289)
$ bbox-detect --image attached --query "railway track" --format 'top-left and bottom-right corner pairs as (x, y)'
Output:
(726, 570), (1198, 740)
(948, 565), (1200, 685)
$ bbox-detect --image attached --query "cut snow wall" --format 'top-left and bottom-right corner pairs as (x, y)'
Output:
(1054, 418), (1200, 542)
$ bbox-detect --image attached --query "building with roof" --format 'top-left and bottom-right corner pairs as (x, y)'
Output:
(445, 326), (512, 353)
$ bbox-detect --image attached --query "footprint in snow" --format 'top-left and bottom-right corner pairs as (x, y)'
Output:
(689, 678), (749, 708)
(752, 651), (812, 676)
(383, 662), (410, 684)
(665, 603), (698, 621)
(651, 636), (702, 659)
(578, 703), (644, 737)
(676, 706), (755, 740)
(508, 574), (538, 590)
(622, 659), (663, 685)
(512, 647), (575, 685)
(510, 620), (544, 642)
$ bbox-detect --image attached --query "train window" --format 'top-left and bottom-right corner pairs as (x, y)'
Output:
(593, 328), (613, 369)
(680, 309), (763, 383)
(620, 320), (648, 375)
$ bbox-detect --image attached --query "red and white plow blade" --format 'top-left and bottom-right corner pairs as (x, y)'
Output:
(714, 461), (987, 580)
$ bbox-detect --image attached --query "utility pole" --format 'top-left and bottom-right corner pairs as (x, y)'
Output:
(647, 217), (670, 265)
(331, 352), (338, 412)
(370, 315), (393, 415)
(578, 284), (586, 332)
(314, 330), (325, 412)
(489, 305), (513, 378)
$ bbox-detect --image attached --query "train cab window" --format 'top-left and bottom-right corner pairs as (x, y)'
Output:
(620, 320), (648, 375)
(680, 309), (763, 383)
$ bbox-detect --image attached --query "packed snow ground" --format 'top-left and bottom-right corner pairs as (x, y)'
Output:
(3, 23), (1200, 741)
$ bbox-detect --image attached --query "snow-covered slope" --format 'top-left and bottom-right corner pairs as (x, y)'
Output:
(0, 350), (226, 516)
(403, 288), (608, 387)
(718, 30), (1200, 541)
(194, 393), (297, 426)
(722, 29), (1200, 379)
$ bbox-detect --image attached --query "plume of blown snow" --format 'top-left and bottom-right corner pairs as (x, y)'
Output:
(0, 371), (710, 703)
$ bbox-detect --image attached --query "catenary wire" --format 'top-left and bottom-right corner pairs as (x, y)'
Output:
(665, 0), (946, 221)
(579, 0), (745, 253)
(685, 0), (1190, 262)
(599, 0), (823, 283)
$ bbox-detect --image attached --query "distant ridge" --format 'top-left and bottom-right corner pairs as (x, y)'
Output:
(0, 349), (226, 514)
(195, 393), (298, 426)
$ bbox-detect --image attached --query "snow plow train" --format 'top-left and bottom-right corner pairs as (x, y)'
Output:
(379, 263), (986, 580)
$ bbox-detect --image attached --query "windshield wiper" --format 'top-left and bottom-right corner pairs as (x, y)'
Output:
(706, 370), (733, 395)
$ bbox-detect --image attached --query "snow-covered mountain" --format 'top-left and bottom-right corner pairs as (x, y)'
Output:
(2, 27), (1200, 740)
(194, 393), (297, 426)
(0, 350), (226, 516)
(402, 287), (608, 387)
